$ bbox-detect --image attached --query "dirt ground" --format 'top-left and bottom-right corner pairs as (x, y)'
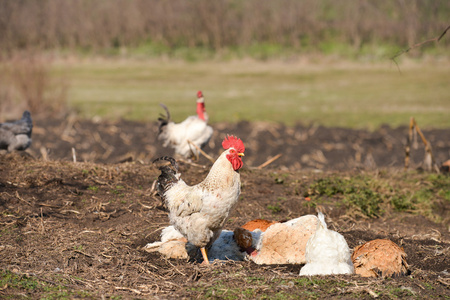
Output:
(0, 117), (449, 299)
(24, 116), (450, 171)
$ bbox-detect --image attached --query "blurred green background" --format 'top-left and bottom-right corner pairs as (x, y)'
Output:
(0, 0), (449, 129)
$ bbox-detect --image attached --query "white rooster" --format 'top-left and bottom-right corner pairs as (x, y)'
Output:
(157, 91), (213, 159)
(299, 212), (354, 276)
(153, 135), (245, 264)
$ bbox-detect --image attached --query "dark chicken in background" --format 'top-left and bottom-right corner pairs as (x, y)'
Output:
(0, 110), (33, 152)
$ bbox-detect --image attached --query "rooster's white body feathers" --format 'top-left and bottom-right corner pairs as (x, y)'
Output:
(159, 115), (213, 158)
(158, 92), (213, 159)
(163, 155), (241, 248)
(154, 136), (245, 264)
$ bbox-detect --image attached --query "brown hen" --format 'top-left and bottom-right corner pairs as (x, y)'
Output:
(352, 239), (409, 277)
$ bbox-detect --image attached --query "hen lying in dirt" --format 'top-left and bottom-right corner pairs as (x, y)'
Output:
(0, 110), (33, 152)
(146, 215), (318, 264)
(157, 91), (214, 159)
(352, 239), (409, 277)
(234, 216), (318, 264)
(300, 212), (354, 276)
(153, 135), (245, 264)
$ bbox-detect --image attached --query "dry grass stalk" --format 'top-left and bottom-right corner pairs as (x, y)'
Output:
(391, 25), (450, 63)
(404, 117), (438, 172)
(187, 139), (215, 163)
(10, 53), (67, 116)
(72, 147), (77, 163)
(256, 154), (282, 169)
(15, 191), (32, 206)
(39, 207), (45, 234)
(114, 287), (142, 295)
(40, 147), (49, 161)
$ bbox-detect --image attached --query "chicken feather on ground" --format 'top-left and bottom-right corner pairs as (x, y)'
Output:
(300, 212), (354, 276)
(0, 110), (33, 152)
(158, 91), (213, 159)
(153, 135), (245, 264)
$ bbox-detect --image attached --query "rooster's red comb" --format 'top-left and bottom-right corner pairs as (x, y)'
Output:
(197, 91), (203, 98)
(222, 135), (245, 153)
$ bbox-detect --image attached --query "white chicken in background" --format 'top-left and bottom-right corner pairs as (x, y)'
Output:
(153, 135), (245, 264)
(299, 212), (354, 276)
(157, 91), (214, 159)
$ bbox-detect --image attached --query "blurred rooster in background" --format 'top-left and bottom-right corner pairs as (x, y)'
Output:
(0, 110), (33, 152)
(158, 91), (213, 160)
(153, 135), (245, 264)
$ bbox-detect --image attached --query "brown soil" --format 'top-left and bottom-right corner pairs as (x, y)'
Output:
(0, 117), (449, 299)
(25, 117), (450, 171)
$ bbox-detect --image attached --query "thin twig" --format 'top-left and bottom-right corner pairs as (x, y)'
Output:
(39, 207), (45, 234)
(165, 259), (187, 276)
(15, 191), (32, 206)
(40, 146), (48, 161)
(59, 209), (81, 214)
(72, 147), (77, 163)
(437, 278), (449, 286)
(256, 154), (282, 169)
(115, 286), (142, 294)
(177, 158), (207, 168)
(405, 117), (438, 172)
(37, 203), (61, 208)
(391, 25), (450, 72)
(74, 249), (94, 258)
(187, 140), (215, 163)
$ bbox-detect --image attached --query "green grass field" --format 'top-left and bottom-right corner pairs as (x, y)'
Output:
(60, 57), (450, 130)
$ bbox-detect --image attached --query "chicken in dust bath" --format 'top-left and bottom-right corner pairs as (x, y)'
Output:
(233, 219), (279, 256)
(243, 216), (318, 265)
(146, 215), (318, 264)
(241, 219), (279, 232)
(352, 239), (409, 278)
(299, 212), (354, 276)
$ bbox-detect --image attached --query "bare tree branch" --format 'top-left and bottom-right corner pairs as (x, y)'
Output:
(391, 25), (450, 63)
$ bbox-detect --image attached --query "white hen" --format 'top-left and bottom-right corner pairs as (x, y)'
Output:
(157, 91), (213, 159)
(299, 212), (354, 276)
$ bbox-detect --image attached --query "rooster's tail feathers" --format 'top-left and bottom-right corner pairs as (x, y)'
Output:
(157, 104), (171, 134)
(153, 156), (179, 196)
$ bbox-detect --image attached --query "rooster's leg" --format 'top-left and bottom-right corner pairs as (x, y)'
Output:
(200, 247), (209, 265)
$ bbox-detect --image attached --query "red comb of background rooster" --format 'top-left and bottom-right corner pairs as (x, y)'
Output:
(222, 135), (245, 153)
(197, 91), (203, 98)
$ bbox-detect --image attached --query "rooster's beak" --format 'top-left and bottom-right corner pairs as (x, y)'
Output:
(238, 153), (245, 157)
